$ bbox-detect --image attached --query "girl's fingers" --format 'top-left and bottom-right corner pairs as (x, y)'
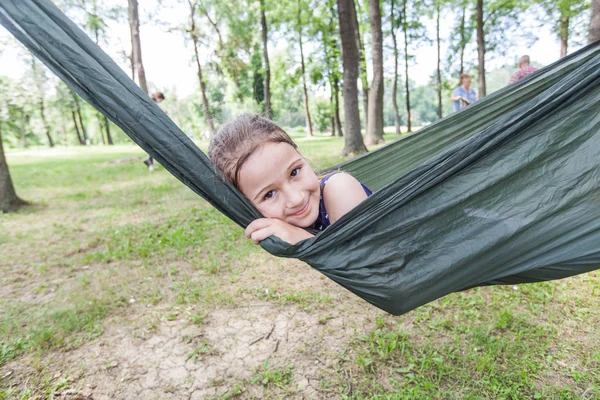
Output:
(245, 218), (274, 239)
(249, 226), (276, 245)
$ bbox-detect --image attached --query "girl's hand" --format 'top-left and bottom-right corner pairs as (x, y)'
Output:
(245, 218), (314, 245)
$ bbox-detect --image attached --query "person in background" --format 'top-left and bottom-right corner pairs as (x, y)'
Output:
(450, 73), (477, 113)
(508, 55), (538, 85)
(143, 92), (166, 171)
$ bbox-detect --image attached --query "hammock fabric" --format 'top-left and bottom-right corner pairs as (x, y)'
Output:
(2, 0), (600, 316)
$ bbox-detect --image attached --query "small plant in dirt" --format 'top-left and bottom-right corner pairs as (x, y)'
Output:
(190, 311), (208, 325)
(251, 361), (293, 389)
(187, 340), (212, 361)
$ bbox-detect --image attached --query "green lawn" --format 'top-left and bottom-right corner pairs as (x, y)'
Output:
(1, 133), (599, 399)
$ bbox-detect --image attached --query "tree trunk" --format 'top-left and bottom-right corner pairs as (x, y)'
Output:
(560, 16), (569, 58)
(189, 1), (215, 138)
(96, 112), (106, 145)
(298, 2), (313, 137)
(72, 111), (84, 145)
(259, 0), (272, 119)
(459, 5), (466, 75)
(333, 75), (343, 137)
(329, 90), (336, 137)
(0, 126), (26, 213)
(75, 97), (89, 145)
(39, 99), (54, 147)
(402, 0), (412, 133)
(338, 0), (367, 155)
(436, 3), (443, 119)
(591, 0), (600, 43)
(128, 0), (148, 93)
(353, 0), (368, 131)
(365, 0), (384, 145)
(475, 0), (486, 98)
(391, 0), (401, 135)
(19, 113), (27, 148)
(104, 115), (114, 145)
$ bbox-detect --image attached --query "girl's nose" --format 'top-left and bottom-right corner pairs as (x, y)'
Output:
(285, 189), (304, 209)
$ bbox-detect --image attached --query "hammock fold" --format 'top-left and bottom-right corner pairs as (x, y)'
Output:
(2, 0), (600, 315)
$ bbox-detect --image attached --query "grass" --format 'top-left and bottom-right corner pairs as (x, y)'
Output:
(1, 132), (600, 399)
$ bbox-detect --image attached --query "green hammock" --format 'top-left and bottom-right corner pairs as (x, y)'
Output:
(2, 0), (600, 316)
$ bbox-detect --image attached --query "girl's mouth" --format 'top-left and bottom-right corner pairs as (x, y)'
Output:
(292, 201), (309, 217)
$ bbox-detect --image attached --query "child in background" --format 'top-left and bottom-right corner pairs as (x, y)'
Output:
(209, 114), (372, 245)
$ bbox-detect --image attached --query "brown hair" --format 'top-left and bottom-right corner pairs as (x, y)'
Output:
(208, 114), (297, 188)
(152, 92), (165, 102)
(459, 73), (472, 85)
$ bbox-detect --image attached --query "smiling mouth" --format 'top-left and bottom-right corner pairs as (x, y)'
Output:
(292, 201), (309, 217)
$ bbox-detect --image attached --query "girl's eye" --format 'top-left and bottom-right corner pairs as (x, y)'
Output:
(290, 167), (301, 178)
(264, 190), (275, 200)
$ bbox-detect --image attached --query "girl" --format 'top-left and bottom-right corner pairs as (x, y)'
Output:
(209, 114), (372, 245)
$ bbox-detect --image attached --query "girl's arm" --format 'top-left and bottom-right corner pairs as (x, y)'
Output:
(245, 218), (314, 245)
(322, 173), (369, 223)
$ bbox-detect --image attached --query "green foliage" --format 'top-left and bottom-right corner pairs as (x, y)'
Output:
(251, 361), (293, 389)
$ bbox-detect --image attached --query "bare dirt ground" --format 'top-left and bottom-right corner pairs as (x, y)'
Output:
(2, 152), (599, 399)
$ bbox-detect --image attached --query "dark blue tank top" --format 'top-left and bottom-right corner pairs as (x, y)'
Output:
(313, 173), (372, 231)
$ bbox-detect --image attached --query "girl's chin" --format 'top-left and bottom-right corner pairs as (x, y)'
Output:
(287, 211), (318, 228)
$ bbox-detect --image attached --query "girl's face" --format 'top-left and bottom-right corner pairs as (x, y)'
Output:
(238, 142), (320, 228)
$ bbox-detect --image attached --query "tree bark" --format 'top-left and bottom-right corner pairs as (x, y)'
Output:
(259, 0), (272, 119)
(391, 0), (401, 135)
(560, 15), (569, 58)
(333, 75), (343, 137)
(591, 0), (600, 43)
(104, 115), (113, 145)
(72, 111), (84, 145)
(459, 5), (466, 75)
(475, 0), (486, 98)
(338, 0), (367, 155)
(436, 3), (443, 119)
(0, 126), (26, 213)
(353, 0), (368, 131)
(39, 99), (54, 147)
(329, 89), (336, 137)
(365, 0), (384, 145)
(402, 0), (412, 133)
(128, 0), (148, 93)
(188, 0), (216, 138)
(74, 96), (89, 145)
(298, 1), (313, 137)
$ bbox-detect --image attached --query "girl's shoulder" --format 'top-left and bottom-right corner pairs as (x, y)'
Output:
(321, 172), (372, 197)
(321, 171), (359, 189)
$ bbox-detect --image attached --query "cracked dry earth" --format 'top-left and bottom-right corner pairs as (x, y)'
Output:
(1, 269), (382, 400)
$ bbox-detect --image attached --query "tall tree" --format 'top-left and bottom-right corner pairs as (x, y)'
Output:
(390, 0), (401, 135)
(475, 0), (486, 98)
(446, 0), (473, 78)
(365, 0), (384, 145)
(71, 91), (89, 145)
(538, 0), (590, 58)
(435, 0), (443, 119)
(128, 0), (148, 93)
(354, 0), (369, 130)
(338, 0), (368, 155)
(186, 0), (216, 137)
(30, 57), (54, 147)
(315, 0), (344, 137)
(399, 0), (415, 132)
(297, 0), (314, 137)
(0, 79), (25, 212)
(474, 0), (528, 99)
(592, 0), (600, 43)
(0, 127), (25, 213)
(259, 0), (273, 119)
(76, 0), (115, 145)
